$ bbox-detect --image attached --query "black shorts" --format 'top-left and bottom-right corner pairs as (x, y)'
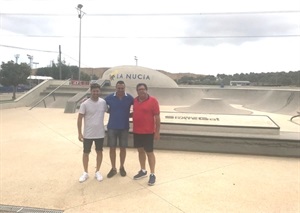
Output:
(83, 138), (104, 153)
(133, 134), (154, 152)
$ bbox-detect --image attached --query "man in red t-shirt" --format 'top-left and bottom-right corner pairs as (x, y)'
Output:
(132, 83), (160, 186)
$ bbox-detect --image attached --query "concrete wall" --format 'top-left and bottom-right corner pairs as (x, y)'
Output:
(123, 133), (300, 158)
(1, 83), (299, 116)
(0, 80), (66, 110)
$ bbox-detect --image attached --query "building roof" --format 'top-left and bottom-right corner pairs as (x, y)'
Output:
(27, 75), (53, 80)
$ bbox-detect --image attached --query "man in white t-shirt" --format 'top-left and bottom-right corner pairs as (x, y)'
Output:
(77, 83), (107, 183)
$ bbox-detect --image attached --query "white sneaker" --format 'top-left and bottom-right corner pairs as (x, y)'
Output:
(79, 172), (89, 183)
(95, 171), (103, 182)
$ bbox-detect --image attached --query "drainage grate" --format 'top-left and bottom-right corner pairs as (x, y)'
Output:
(0, 204), (63, 213)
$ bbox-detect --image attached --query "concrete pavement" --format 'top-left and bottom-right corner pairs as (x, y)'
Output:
(0, 107), (299, 213)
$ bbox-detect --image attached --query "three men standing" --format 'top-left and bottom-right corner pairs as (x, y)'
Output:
(77, 81), (160, 186)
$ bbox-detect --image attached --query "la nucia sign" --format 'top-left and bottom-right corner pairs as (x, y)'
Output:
(110, 73), (151, 81)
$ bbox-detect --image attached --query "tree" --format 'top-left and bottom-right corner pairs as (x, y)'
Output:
(36, 63), (91, 81)
(0, 61), (31, 99)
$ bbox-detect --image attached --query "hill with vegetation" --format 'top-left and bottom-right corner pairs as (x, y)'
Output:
(84, 67), (299, 87)
(32, 63), (299, 87)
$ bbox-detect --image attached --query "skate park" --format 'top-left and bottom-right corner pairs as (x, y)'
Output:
(0, 65), (299, 212)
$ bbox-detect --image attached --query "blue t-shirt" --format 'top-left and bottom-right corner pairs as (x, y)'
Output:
(105, 92), (134, 129)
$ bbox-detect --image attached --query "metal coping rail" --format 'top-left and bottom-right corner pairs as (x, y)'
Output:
(290, 111), (300, 122)
(75, 79), (111, 101)
(29, 78), (71, 110)
(73, 79), (111, 106)
(0, 204), (63, 213)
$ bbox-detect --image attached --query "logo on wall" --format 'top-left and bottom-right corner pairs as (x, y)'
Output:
(109, 74), (115, 81)
(165, 115), (220, 121)
(109, 70), (119, 81)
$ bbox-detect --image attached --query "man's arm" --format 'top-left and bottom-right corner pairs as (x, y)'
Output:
(77, 113), (84, 142)
(154, 114), (160, 140)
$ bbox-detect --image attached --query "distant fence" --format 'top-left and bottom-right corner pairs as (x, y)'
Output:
(0, 85), (31, 93)
(70, 80), (89, 85)
(230, 81), (250, 86)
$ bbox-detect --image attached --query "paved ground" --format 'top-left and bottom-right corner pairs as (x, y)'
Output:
(0, 107), (299, 213)
(0, 92), (28, 101)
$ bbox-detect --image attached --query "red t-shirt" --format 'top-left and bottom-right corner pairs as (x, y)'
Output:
(133, 96), (160, 134)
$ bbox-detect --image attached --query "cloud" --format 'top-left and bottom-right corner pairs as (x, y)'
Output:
(1, 14), (79, 37)
(182, 13), (300, 46)
(1, 15), (54, 35)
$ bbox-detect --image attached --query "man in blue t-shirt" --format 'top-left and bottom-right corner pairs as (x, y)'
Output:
(105, 80), (134, 178)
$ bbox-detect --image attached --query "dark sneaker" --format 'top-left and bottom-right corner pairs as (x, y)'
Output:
(148, 174), (156, 186)
(120, 167), (127, 177)
(107, 168), (117, 178)
(133, 170), (147, 180)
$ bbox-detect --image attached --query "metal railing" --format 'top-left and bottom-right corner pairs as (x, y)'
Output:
(0, 204), (63, 213)
(290, 111), (300, 122)
(29, 78), (71, 110)
(64, 79), (111, 113)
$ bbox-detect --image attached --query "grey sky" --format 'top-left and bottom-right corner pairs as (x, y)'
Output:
(182, 13), (300, 45)
(2, 12), (299, 44)
(2, 15), (56, 35)
(0, 0), (299, 75)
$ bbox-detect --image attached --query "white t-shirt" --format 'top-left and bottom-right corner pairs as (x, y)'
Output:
(78, 97), (107, 139)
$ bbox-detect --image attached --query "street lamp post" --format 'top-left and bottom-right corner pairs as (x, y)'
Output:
(27, 54), (33, 68)
(76, 4), (85, 82)
(134, 56), (138, 66)
(14, 54), (20, 64)
(32, 62), (39, 69)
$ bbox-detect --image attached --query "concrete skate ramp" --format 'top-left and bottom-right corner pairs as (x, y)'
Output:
(29, 95), (73, 108)
(244, 90), (300, 115)
(174, 98), (252, 114)
(144, 87), (299, 115)
(20, 82), (299, 116)
(124, 87), (204, 105)
(190, 88), (300, 115)
(199, 88), (267, 105)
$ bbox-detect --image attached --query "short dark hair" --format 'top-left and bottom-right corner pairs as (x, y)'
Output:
(116, 80), (125, 85)
(90, 83), (100, 90)
(136, 83), (148, 91)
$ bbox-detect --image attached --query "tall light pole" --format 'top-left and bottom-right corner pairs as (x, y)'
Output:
(76, 4), (85, 82)
(32, 62), (39, 68)
(14, 54), (20, 64)
(27, 54), (33, 68)
(134, 56), (138, 66)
